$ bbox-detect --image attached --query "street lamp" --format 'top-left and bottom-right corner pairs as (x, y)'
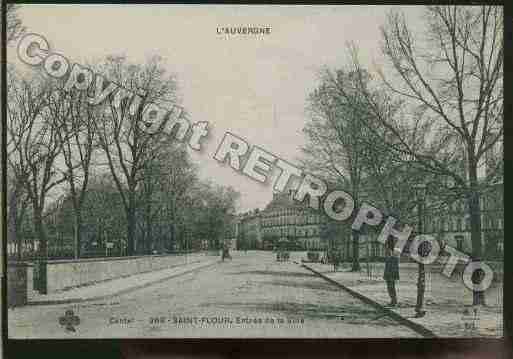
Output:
(413, 183), (427, 318)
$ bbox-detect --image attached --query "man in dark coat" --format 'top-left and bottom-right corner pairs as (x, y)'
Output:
(221, 243), (232, 261)
(384, 238), (400, 307)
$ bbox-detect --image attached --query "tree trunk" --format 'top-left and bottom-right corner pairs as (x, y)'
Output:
(34, 211), (47, 256)
(468, 160), (485, 305)
(351, 229), (361, 271)
(34, 210), (48, 294)
(8, 186), (19, 260)
(169, 223), (175, 251)
(143, 198), (152, 254)
(147, 221), (153, 254)
(415, 262), (426, 316)
(73, 212), (82, 259)
(127, 206), (136, 256)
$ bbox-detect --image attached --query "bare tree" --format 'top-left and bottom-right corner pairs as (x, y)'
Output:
(7, 70), (68, 292)
(163, 144), (197, 251)
(343, 6), (502, 305)
(6, 4), (26, 43)
(3, 4), (25, 262)
(6, 167), (30, 260)
(137, 141), (196, 253)
(302, 68), (375, 271)
(47, 86), (97, 258)
(95, 55), (180, 255)
(6, 70), (29, 260)
(81, 175), (127, 256)
(193, 181), (239, 251)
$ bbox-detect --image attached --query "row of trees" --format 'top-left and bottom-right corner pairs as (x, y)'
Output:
(6, 7), (239, 259)
(31, 174), (239, 257)
(301, 6), (503, 305)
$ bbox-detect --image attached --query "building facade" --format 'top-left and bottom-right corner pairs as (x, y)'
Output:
(236, 190), (325, 250)
(236, 209), (262, 249)
(261, 190), (325, 250)
(234, 181), (503, 262)
(424, 182), (503, 259)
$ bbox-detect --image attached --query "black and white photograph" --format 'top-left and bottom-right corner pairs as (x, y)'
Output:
(3, 4), (504, 340)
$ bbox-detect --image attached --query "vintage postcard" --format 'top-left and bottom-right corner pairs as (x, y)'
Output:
(4, 4), (503, 339)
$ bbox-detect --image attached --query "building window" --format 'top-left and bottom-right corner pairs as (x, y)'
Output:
(455, 235), (464, 251)
(424, 219), (430, 233)
(456, 218), (462, 232)
(490, 218), (497, 230)
(433, 218), (438, 232)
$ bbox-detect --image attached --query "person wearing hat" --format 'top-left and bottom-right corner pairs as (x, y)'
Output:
(384, 237), (400, 307)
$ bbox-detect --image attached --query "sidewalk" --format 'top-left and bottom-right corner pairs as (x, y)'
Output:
(302, 260), (503, 338)
(28, 258), (219, 305)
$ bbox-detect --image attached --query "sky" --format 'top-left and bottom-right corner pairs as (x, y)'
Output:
(8, 4), (425, 212)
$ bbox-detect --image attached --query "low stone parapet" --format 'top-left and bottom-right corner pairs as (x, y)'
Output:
(35, 252), (205, 294)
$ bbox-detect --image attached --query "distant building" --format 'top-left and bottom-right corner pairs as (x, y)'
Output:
(261, 189), (325, 250)
(424, 182), (503, 259)
(236, 190), (325, 250)
(236, 209), (262, 249)
(223, 214), (238, 250)
(234, 178), (503, 262)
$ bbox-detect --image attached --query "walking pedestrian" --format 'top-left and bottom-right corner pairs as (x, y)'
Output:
(384, 238), (400, 307)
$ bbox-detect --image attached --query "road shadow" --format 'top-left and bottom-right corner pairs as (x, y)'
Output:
(226, 270), (314, 278)
(206, 301), (397, 326)
(260, 279), (341, 292)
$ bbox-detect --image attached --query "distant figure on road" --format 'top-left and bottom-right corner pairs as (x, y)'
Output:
(221, 245), (232, 261)
(384, 238), (399, 307)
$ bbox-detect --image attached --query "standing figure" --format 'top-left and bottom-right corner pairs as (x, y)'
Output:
(221, 243), (232, 261)
(383, 238), (400, 307)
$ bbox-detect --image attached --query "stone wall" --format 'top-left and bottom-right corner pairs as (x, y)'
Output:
(40, 252), (205, 293)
